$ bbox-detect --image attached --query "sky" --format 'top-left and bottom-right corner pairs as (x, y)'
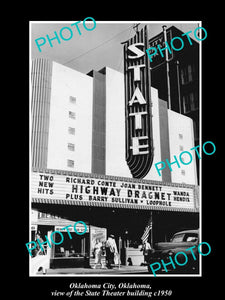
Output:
(30, 21), (200, 74)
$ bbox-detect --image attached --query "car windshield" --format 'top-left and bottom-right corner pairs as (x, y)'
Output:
(184, 233), (198, 242)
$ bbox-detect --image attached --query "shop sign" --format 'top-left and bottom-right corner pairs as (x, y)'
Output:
(55, 223), (89, 233)
(123, 25), (154, 179)
(31, 170), (198, 212)
(148, 30), (173, 68)
(90, 227), (107, 254)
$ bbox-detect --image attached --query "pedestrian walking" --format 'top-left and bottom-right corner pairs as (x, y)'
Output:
(35, 232), (46, 255)
(141, 240), (152, 263)
(105, 234), (118, 269)
(92, 239), (103, 269)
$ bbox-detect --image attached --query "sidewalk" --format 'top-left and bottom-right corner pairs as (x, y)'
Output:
(38, 264), (148, 275)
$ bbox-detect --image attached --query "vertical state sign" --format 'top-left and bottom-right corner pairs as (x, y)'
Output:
(123, 26), (154, 179)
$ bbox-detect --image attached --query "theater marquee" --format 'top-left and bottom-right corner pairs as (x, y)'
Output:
(31, 169), (199, 212)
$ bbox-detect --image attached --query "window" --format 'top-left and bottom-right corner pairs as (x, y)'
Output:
(69, 96), (76, 104)
(184, 233), (198, 242)
(67, 159), (74, 168)
(183, 95), (189, 113)
(186, 235), (198, 242)
(190, 93), (195, 111)
(181, 64), (194, 85)
(68, 127), (75, 135)
(68, 143), (75, 151)
(187, 64), (193, 82)
(180, 68), (186, 85)
(183, 92), (198, 113)
(181, 169), (185, 175)
(69, 111), (76, 119)
(178, 133), (183, 139)
(54, 232), (84, 258)
(171, 233), (185, 243)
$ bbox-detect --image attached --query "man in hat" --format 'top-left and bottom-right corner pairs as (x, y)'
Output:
(105, 234), (118, 269)
(141, 240), (152, 263)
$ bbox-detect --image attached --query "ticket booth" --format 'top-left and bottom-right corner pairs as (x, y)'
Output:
(49, 222), (90, 268)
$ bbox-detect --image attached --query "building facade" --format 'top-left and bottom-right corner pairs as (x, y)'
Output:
(31, 59), (197, 185)
(30, 56), (199, 270)
(149, 26), (199, 148)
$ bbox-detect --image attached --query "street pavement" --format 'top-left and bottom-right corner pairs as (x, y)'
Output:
(35, 265), (198, 276)
(37, 264), (149, 275)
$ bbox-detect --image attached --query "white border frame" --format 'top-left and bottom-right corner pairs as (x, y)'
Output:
(29, 20), (202, 277)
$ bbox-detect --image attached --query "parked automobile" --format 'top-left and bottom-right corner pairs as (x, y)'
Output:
(146, 229), (199, 274)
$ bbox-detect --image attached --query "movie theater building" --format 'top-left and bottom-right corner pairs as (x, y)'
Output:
(31, 59), (197, 184)
(30, 27), (199, 268)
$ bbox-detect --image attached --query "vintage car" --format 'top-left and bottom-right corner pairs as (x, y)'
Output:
(147, 229), (199, 274)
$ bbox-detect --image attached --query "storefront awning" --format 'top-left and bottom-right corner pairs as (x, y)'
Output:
(32, 196), (199, 213)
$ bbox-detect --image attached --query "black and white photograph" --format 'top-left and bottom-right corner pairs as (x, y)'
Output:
(26, 17), (218, 298)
